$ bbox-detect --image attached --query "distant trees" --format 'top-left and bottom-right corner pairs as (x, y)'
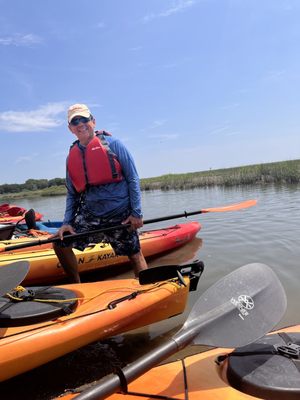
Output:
(0, 178), (66, 194)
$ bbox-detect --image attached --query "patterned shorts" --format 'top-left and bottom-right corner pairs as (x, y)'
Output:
(62, 209), (141, 255)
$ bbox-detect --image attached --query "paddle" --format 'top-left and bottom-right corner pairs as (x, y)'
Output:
(0, 199), (257, 253)
(0, 261), (29, 297)
(71, 262), (286, 400)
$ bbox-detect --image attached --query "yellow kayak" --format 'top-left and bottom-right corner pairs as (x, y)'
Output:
(0, 222), (201, 285)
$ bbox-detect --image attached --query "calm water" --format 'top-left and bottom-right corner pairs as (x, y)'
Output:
(14, 184), (300, 327)
(2, 184), (300, 399)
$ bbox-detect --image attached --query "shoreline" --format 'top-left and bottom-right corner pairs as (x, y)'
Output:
(1, 159), (299, 200)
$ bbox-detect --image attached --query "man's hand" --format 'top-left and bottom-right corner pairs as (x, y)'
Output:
(122, 215), (143, 230)
(51, 224), (76, 240)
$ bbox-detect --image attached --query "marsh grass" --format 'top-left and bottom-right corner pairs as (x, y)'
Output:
(1, 159), (299, 200)
(140, 159), (300, 190)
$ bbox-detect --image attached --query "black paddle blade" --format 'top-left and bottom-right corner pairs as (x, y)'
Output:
(0, 261), (30, 297)
(138, 260), (204, 291)
(175, 263), (287, 349)
(24, 209), (37, 230)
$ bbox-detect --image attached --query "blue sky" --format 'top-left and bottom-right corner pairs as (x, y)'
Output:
(0, 0), (299, 184)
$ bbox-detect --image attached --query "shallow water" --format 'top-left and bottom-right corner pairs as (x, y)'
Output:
(1, 184), (300, 399)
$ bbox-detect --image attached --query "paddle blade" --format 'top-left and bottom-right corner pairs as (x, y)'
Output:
(176, 263), (286, 349)
(0, 261), (30, 297)
(202, 199), (257, 213)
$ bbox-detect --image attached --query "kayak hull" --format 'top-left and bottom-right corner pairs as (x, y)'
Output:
(0, 222), (201, 285)
(0, 276), (192, 382)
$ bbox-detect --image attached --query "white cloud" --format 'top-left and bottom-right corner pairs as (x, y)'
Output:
(162, 62), (179, 69)
(143, 0), (197, 22)
(129, 46), (143, 51)
(208, 124), (242, 137)
(140, 119), (168, 133)
(263, 69), (286, 82)
(209, 125), (231, 135)
(219, 103), (240, 111)
(15, 156), (33, 164)
(150, 119), (167, 128)
(95, 22), (105, 29)
(0, 33), (42, 46)
(148, 133), (179, 140)
(0, 102), (68, 132)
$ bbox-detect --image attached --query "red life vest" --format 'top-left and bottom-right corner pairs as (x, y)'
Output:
(67, 132), (123, 193)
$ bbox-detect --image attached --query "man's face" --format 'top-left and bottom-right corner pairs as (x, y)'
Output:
(68, 115), (96, 145)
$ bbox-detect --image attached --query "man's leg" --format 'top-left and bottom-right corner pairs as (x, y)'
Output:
(128, 251), (148, 278)
(53, 244), (81, 283)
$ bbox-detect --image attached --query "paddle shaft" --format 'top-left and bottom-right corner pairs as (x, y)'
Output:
(73, 319), (217, 400)
(0, 199), (257, 252)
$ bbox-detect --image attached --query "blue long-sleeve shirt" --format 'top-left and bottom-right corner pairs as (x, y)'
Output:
(63, 135), (143, 225)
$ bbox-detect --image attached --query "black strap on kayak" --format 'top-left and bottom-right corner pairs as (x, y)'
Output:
(181, 358), (189, 400)
(120, 358), (188, 400)
(110, 358), (188, 400)
(107, 292), (138, 310)
(125, 391), (182, 399)
(113, 367), (128, 394)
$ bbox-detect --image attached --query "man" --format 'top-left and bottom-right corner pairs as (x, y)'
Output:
(53, 103), (148, 283)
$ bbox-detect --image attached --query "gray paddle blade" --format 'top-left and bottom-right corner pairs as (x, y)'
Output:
(0, 261), (30, 297)
(176, 263), (287, 349)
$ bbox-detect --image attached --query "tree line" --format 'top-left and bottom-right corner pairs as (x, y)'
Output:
(0, 178), (66, 194)
(1, 159), (299, 195)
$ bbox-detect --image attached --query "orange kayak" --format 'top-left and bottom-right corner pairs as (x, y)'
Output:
(0, 222), (201, 285)
(0, 261), (202, 382)
(58, 323), (300, 400)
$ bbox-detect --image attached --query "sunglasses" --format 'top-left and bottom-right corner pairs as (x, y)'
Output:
(70, 116), (92, 126)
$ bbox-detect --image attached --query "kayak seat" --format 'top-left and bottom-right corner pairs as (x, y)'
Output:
(24, 208), (37, 230)
(0, 286), (78, 327)
(139, 260), (204, 291)
(0, 224), (16, 240)
(7, 207), (26, 217)
(226, 331), (300, 399)
(0, 204), (10, 212)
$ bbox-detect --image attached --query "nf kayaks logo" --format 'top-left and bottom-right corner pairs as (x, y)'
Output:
(230, 294), (254, 320)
